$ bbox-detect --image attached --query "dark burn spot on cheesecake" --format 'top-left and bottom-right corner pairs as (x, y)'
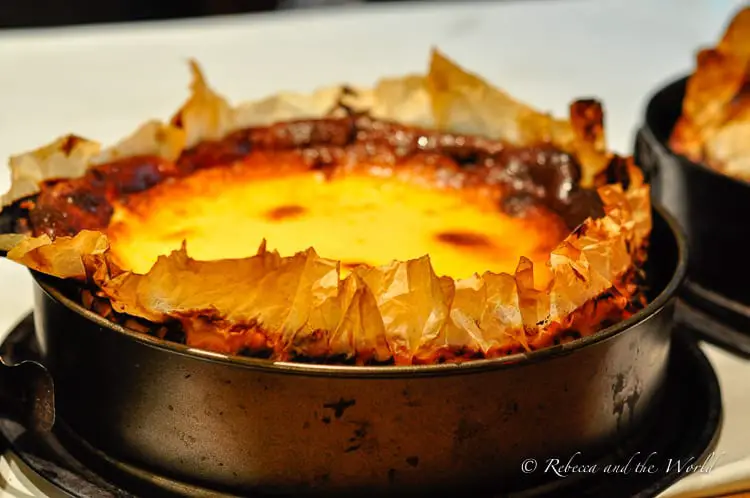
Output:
(265, 205), (307, 221)
(436, 231), (493, 248)
(342, 261), (369, 270)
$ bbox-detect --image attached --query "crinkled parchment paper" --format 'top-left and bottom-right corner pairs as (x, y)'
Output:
(0, 49), (650, 364)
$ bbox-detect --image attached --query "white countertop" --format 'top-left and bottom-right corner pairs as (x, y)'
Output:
(0, 0), (748, 496)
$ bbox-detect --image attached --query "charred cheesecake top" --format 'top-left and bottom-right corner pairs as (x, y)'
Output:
(0, 50), (651, 365)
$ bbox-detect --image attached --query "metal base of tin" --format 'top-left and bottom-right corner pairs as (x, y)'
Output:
(0, 312), (723, 498)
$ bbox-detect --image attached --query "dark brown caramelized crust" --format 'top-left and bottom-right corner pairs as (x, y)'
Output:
(24, 115), (612, 242)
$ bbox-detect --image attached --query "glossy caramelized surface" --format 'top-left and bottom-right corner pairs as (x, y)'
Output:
(107, 165), (565, 281)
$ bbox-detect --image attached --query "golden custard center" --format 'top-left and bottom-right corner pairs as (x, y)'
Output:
(106, 165), (566, 280)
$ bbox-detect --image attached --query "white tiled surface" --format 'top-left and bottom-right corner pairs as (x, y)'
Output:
(0, 1), (748, 496)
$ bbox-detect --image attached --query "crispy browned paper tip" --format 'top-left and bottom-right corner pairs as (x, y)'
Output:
(0, 49), (651, 364)
(1, 136), (101, 207)
(424, 49), (611, 187)
(670, 6), (750, 180)
(344, 49), (612, 187)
